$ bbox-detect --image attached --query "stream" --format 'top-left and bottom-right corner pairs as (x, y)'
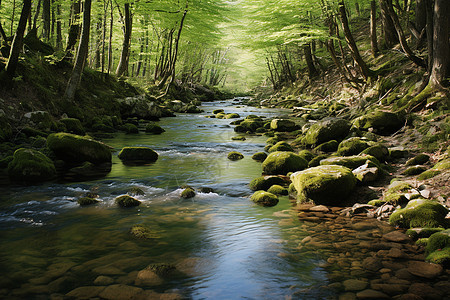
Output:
(0, 100), (383, 299)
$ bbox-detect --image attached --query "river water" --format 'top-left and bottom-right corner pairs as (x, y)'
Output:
(0, 101), (334, 299)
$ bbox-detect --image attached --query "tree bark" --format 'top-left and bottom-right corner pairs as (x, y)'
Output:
(33, 0), (42, 29)
(430, 0), (450, 87)
(425, 0), (434, 73)
(116, 3), (132, 77)
(0, 21), (7, 41)
(56, 3), (62, 50)
(65, 0), (81, 53)
(338, 1), (372, 80)
(64, 0), (92, 102)
(304, 43), (318, 79)
(42, 0), (51, 41)
(370, 0), (379, 56)
(379, 0), (398, 48)
(415, 0), (427, 33)
(107, 0), (113, 74)
(6, 0), (32, 77)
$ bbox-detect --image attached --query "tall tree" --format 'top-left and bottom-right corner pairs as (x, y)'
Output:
(6, 0), (32, 77)
(370, 0), (379, 56)
(42, 0), (51, 41)
(379, 0), (398, 48)
(116, 2), (132, 77)
(429, 0), (450, 87)
(64, 0), (92, 101)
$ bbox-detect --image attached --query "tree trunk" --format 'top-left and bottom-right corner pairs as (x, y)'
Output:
(304, 43), (318, 79)
(6, 0), (31, 77)
(42, 0), (51, 41)
(415, 0), (427, 33)
(426, 0), (434, 73)
(11, 0), (15, 35)
(370, 0), (379, 56)
(116, 3), (132, 77)
(166, 8), (188, 89)
(107, 0), (113, 74)
(64, 0), (92, 102)
(430, 0), (450, 87)
(379, 0), (398, 48)
(65, 0), (81, 53)
(0, 21), (7, 41)
(338, 1), (372, 80)
(33, 0), (42, 29)
(56, 3), (62, 50)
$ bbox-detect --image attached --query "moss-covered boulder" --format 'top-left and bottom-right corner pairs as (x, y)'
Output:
(270, 119), (297, 132)
(389, 201), (448, 228)
(47, 133), (112, 164)
(123, 123), (139, 134)
(118, 147), (158, 163)
(402, 165), (427, 176)
(145, 123), (165, 134)
(381, 181), (413, 205)
(77, 197), (100, 206)
(252, 152), (268, 162)
(250, 191), (279, 207)
(361, 144), (389, 161)
(232, 136), (246, 141)
(60, 118), (85, 135)
(353, 110), (404, 135)
(8, 148), (56, 183)
(234, 119), (264, 133)
(418, 158), (450, 180)
(181, 187), (196, 199)
(320, 155), (381, 170)
(308, 154), (328, 167)
(406, 153), (430, 166)
(426, 229), (450, 265)
(291, 165), (357, 206)
(24, 110), (58, 131)
(213, 109), (224, 114)
(298, 150), (314, 162)
(266, 137), (279, 145)
(227, 151), (244, 161)
(267, 185), (288, 195)
(116, 195), (141, 207)
(337, 137), (371, 156)
(268, 141), (294, 153)
(262, 151), (308, 175)
(406, 228), (445, 240)
(225, 113), (240, 119)
(303, 118), (352, 146)
(314, 140), (338, 153)
(128, 187), (145, 196)
(249, 176), (286, 191)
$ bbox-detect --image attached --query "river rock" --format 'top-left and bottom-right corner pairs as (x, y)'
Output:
(355, 289), (389, 299)
(303, 118), (352, 146)
(370, 283), (408, 296)
(339, 292), (357, 300)
(118, 147), (158, 163)
(262, 151), (308, 175)
(343, 279), (368, 291)
(337, 137), (371, 156)
(408, 282), (443, 299)
(98, 284), (144, 300)
(7, 148), (56, 183)
(320, 155), (380, 170)
(353, 110), (404, 135)
(382, 231), (410, 243)
(94, 275), (114, 285)
(270, 119), (297, 132)
(309, 205), (329, 213)
(66, 286), (105, 298)
(118, 95), (174, 120)
(352, 163), (379, 183)
(407, 261), (443, 278)
(362, 257), (383, 272)
(268, 141), (294, 153)
(250, 191), (279, 207)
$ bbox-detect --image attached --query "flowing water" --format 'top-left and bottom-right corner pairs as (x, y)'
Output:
(0, 101), (334, 299)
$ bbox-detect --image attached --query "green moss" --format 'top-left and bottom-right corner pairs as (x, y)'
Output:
(181, 187), (196, 199)
(291, 165), (357, 206)
(267, 185), (288, 195)
(314, 140), (338, 153)
(225, 113), (240, 119)
(22, 126), (48, 137)
(425, 229), (450, 265)
(389, 202), (448, 228)
(268, 141), (294, 153)
(234, 119), (264, 133)
(47, 132), (112, 164)
(262, 151), (308, 175)
(427, 247), (450, 265)
(118, 147), (158, 163)
(416, 238), (429, 247)
(227, 151), (244, 161)
(77, 197), (100, 206)
(252, 152), (268, 162)
(406, 153), (430, 166)
(320, 155), (381, 170)
(0, 116), (12, 142)
(288, 183), (297, 196)
(368, 199), (387, 206)
(130, 225), (162, 239)
(270, 119), (297, 132)
(232, 136), (246, 141)
(249, 176), (285, 191)
(213, 109), (224, 114)
(116, 195), (141, 207)
(266, 137), (279, 145)
(128, 187), (145, 196)
(308, 154), (328, 167)
(353, 110), (404, 135)
(361, 144), (389, 161)
(298, 150), (314, 162)
(417, 169), (441, 180)
(303, 118), (351, 146)
(147, 263), (176, 276)
(7, 148), (56, 183)
(434, 158), (450, 170)
(337, 137), (371, 156)
(406, 228), (445, 240)
(60, 118), (85, 135)
(402, 165), (427, 176)
(250, 191), (279, 207)
(122, 123), (139, 134)
(145, 122), (165, 134)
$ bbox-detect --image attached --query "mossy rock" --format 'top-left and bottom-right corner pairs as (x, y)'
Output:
(7, 148), (56, 183)
(406, 153), (430, 166)
(77, 197), (100, 206)
(270, 119), (297, 132)
(382, 181), (413, 205)
(367, 199), (387, 206)
(417, 158), (450, 180)
(402, 165), (427, 176)
(252, 152), (268, 162)
(215, 113), (226, 119)
(426, 229), (450, 265)
(128, 187), (145, 196)
(389, 202), (448, 228)
(147, 263), (176, 276)
(246, 115), (262, 120)
(418, 169), (441, 180)
(314, 140), (338, 153)
(213, 109), (224, 114)
(118, 147), (158, 163)
(288, 183), (297, 196)
(123, 123), (139, 134)
(268, 141), (294, 153)
(115, 195), (141, 207)
(250, 191), (279, 207)
(298, 150), (314, 162)
(130, 225), (161, 239)
(262, 151), (308, 175)
(21, 126), (48, 137)
(60, 118), (85, 135)
(225, 113), (240, 119)
(266, 137), (279, 145)
(389, 147), (409, 159)
(361, 144), (389, 161)
(249, 176), (286, 191)
(227, 151), (244, 161)
(308, 154), (328, 168)
(353, 110), (405, 135)
(337, 137), (371, 156)
(406, 228), (445, 240)
(267, 185), (288, 195)
(145, 123), (165, 134)
(231, 136), (246, 141)
(181, 187), (196, 199)
(234, 119), (264, 133)
(230, 119), (243, 125)
(291, 165), (357, 206)
(303, 118), (351, 146)
(320, 155), (381, 170)
(47, 132), (112, 164)
(24, 111), (58, 131)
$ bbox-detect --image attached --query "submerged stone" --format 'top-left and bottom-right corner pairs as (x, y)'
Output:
(252, 152), (268, 162)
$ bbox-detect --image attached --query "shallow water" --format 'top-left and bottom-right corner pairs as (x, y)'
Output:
(0, 101), (335, 299)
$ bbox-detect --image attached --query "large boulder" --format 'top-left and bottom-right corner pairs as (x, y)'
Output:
(249, 176), (286, 191)
(250, 191), (279, 207)
(60, 118), (85, 135)
(118, 95), (174, 120)
(118, 147), (158, 163)
(291, 165), (357, 205)
(270, 119), (297, 132)
(320, 155), (381, 170)
(337, 137), (372, 156)
(262, 151), (308, 175)
(389, 201), (448, 228)
(47, 133), (112, 164)
(268, 141), (294, 153)
(303, 118), (351, 146)
(234, 119), (264, 133)
(8, 148), (56, 183)
(353, 110), (404, 135)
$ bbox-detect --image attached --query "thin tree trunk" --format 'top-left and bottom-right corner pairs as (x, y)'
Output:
(6, 0), (32, 76)
(101, 0), (108, 74)
(11, 0), (15, 35)
(56, 3), (62, 50)
(116, 3), (132, 77)
(379, 0), (398, 48)
(0, 21), (7, 41)
(425, 0), (433, 73)
(429, 0), (450, 87)
(304, 43), (318, 79)
(64, 0), (92, 102)
(33, 0), (42, 29)
(65, 0), (81, 53)
(42, 0), (51, 41)
(338, 1), (372, 80)
(370, 0), (379, 56)
(107, 0), (113, 74)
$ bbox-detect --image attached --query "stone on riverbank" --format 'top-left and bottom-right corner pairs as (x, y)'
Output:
(252, 152), (268, 162)
(60, 118), (85, 135)
(314, 140), (339, 153)
(115, 195), (141, 208)
(270, 119), (297, 132)
(337, 137), (371, 156)
(268, 141), (294, 153)
(250, 191), (279, 207)
(361, 144), (390, 161)
(262, 151), (308, 175)
(353, 110), (404, 135)
(145, 122), (165, 134)
(47, 132), (112, 164)
(320, 155), (381, 170)
(7, 148), (56, 183)
(249, 176), (286, 191)
(291, 165), (357, 206)
(303, 118), (351, 146)
(389, 201), (448, 228)
(425, 229), (450, 265)
(118, 147), (158, 163)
